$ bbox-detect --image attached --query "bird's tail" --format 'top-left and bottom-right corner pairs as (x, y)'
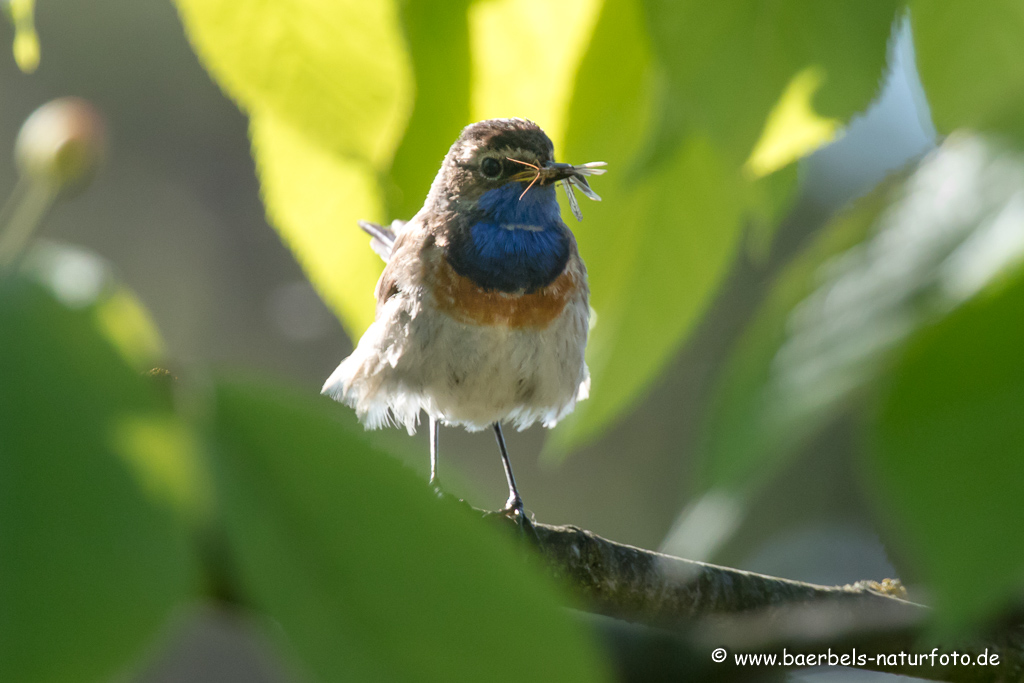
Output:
(358, 219), (404, 263)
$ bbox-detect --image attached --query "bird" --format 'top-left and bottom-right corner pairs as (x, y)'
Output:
(322, 118), (605, 516)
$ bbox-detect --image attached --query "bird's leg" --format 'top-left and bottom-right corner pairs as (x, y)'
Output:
(429, 415), (442, 495)
(492, 423), (524, 516)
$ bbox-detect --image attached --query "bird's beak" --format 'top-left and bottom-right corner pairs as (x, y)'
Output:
(539, 160), (607, 200)
(537, 161), (579, 184)
(507, 158), (607, 211)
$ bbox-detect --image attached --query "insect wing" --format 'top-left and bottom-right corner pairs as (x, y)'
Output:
(562, 179), (583, 221)
(569, 175), (602, 201)
(574, 161), (608, 176)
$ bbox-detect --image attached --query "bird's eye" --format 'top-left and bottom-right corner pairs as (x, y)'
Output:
(480, 157), (502, 179)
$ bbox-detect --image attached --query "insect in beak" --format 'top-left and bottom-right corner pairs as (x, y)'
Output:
(506, 157), (543, 201)
(506, 158), (607, 221)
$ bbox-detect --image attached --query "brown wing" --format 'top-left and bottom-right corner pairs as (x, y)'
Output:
(373, 229), (413, 314)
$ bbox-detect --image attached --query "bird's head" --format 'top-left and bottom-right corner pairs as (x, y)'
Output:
(426, 118), (603, 222)
(432, 118), (556, 206)
(426, 118), (604, 293)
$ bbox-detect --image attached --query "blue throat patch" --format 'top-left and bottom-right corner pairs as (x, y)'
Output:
(447, 183), (570, 293)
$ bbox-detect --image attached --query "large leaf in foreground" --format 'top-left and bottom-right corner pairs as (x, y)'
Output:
(211, 377), (609, 683)
(870, 267), (1024, 628)
(0, 278), (196, 683)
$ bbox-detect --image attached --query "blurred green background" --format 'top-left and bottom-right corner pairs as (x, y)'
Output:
(2, 1), (1023, 681)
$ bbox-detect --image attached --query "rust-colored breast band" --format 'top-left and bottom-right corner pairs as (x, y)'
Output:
(432, 261), (574, 329)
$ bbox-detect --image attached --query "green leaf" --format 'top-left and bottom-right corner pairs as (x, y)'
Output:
(211, 376), (610, 683)
(869, 266), (1024, 627)
(743, 162), (800, 263)
(552, 0), (890, 450)
(385, 0), (473, 219)
(250, 111), (385, 336)
(642, 0), (900, 163)
(912, 0), (1024, 147)
(173, 0), (413, 166)
(173, 0), (417, 335)
(468, 0), (602, 150)
(0, 278), (197, 683)
(743, 68), (841, 178)
(549, 0), (746, 451)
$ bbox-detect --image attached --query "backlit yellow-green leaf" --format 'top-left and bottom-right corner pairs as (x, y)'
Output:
(251, 111), (384, 336)
(173, 0), (418, 338)
(173, 0), (414, 166)
(744, 67), (842, 178)
(469, 0), (601, 149)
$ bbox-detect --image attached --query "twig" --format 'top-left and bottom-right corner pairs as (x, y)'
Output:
(498, 518), (1024, 683)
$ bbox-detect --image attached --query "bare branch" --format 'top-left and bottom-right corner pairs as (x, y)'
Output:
(507, 520), (1024, 683)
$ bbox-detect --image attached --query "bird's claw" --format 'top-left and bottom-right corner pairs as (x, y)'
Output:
(502, 500), (538, 541)
(428, 479), (455, 502)
(503, 494), (524, 517)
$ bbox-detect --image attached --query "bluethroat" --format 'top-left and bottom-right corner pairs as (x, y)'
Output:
(323, 118), (605, 515)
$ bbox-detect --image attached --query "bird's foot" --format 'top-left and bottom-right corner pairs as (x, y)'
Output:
(500, 497), (538, 541)
(502, 494), (525, 518)
(428, 479), (461, 505)
(477, 505), (537, 543)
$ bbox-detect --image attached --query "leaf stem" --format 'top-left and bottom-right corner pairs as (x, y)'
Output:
(0, 177), (57, 270)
